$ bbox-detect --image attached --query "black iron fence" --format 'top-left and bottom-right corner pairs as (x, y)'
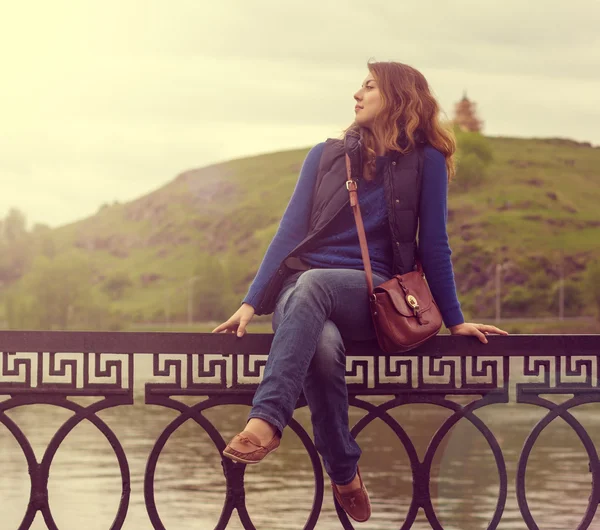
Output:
(0, 330), (599, 529)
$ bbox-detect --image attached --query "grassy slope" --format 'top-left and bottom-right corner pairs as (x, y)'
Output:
(449, 137), (599, 254)
(445, 137), (600, 319)
(2, 136), (599, 326)
(40, 147), (310, 320)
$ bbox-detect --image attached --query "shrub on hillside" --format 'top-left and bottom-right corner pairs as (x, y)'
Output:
(453, 153), (486, 191)
(102, 271), (134, 300)
(453, 131), (494, 192)
(501, 286), (549, 317)
(455, 131), (494, 164)
(547, 279), (587, 316)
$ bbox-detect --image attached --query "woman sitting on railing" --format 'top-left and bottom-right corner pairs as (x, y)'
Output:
(212, 59), (508, 523)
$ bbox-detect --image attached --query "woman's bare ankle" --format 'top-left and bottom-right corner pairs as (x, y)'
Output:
(245, 418), (278, 443)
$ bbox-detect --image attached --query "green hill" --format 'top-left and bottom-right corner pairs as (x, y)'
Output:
(0, 135), (599, 329)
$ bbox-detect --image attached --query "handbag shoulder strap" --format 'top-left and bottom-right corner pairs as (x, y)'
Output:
(345, 152), (425, 298)
(345, 154), (375, 298)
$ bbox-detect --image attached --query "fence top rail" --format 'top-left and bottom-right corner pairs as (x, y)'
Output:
(0, 330), (598, 356)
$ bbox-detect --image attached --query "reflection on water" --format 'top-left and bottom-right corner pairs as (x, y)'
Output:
(1, 358), (600, 529)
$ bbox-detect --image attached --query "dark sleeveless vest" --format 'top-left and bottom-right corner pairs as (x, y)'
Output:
(253, 135), (425, 315)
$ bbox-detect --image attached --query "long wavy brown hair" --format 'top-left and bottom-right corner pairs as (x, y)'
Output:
(341, 60), (456, 182)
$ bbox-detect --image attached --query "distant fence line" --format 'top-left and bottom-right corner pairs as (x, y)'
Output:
(0, 331), (599, 529)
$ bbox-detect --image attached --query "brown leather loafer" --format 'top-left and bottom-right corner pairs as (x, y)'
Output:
(331, 466), (371, 523)
(222, 430), (280, 465)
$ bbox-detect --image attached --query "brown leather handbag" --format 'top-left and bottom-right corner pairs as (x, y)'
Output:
(345, 154), (443, 353)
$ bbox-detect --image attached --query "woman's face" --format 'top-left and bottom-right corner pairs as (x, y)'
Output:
(353, 74), (382, 128)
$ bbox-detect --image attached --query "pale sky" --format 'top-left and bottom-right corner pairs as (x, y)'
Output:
(1, 0), (598, 229)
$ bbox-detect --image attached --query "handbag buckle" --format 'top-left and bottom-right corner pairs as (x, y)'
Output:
(346, 180), (358, 191)
(406, 294), (420, 312)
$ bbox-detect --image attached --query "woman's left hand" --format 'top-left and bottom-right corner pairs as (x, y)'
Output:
(448, 322), (509, 344)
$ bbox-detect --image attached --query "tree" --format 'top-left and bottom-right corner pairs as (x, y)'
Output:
(584, 259), (600, 320)
(2, 208), (28, 243)
(3, 250), (119, 330)
(192, 254), (229, 321)
(30, 223), (56, 258)
(0, 209), (37, 283)
(0, 238), (34, 284)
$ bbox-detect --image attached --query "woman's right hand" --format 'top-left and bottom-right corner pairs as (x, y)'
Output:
(211, 303), (256, 337)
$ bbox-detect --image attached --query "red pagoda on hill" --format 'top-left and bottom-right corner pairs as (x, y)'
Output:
(453, 91), (484, 132)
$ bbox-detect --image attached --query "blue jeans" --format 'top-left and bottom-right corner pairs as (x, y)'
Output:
(248, 268), (388, 485)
